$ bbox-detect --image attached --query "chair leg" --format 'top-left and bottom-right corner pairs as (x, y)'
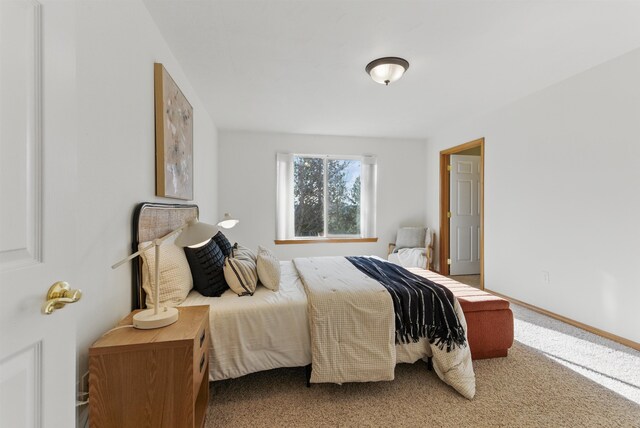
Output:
(426, 357), (433, 371)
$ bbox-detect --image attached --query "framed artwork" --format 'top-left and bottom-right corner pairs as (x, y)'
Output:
(154, 63), (193, 200)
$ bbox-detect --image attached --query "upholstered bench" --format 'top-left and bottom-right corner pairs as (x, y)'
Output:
(407, 268), (514, 360)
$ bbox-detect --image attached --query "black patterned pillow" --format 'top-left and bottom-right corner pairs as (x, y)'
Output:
(183, 238), (228, 297)
(213, 231), (233, 257)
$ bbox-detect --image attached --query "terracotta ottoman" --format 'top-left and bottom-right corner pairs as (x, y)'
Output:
(408, 268), (514, 360)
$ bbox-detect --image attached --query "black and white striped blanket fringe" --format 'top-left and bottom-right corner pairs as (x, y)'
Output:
(346, 256), (467, 352)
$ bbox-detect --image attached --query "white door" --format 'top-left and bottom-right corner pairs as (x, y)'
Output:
(449, 154), (481, 275)
(0, 1), (78, 427)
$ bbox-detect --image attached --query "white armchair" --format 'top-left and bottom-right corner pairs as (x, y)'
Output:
(387, 227), (435, 270)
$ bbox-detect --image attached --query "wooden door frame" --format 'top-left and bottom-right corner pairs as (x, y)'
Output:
(439, 137), (485, 289)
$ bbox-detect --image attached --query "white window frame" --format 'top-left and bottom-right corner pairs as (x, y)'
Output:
(276, 153), (377, 242)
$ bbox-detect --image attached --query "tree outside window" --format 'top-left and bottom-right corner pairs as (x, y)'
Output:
(293, 156), (361, 237)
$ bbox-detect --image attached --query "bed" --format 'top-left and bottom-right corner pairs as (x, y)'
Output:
(132, 203), (475, 399)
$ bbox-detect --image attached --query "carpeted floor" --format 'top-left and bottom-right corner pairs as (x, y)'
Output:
(447, 274), (481, 289)
(206, 305), (640, 427)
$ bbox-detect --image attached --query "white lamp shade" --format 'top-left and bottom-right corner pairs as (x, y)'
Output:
(365, 57), (409, 85)
(217, 213), (239, 229)
(174, 219), (218, 247)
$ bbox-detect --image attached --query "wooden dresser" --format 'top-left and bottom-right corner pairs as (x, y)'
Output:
(89, 305), (210, 428)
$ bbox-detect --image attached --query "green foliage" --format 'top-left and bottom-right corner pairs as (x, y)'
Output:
(327, 160), (360, 235)
(294, 157), (324, 236)
(294, 157), (360, 237)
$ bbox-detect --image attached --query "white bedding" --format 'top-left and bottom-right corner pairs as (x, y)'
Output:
(181, 260), (473, 398)
(181, 261), (311, 380)
(294, 256), (475, 399)
(293, 256), (396, 384)
(388, 247), (427, 269)
(181, 261), (429, 380)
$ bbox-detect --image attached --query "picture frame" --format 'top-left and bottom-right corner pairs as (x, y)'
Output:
(154, 63), (193, 200)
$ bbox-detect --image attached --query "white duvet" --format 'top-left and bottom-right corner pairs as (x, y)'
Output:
(293, 256), (396, 384)
(294, 256), (476, 399)
(181, 259), (475, 399)
(181, 262), (311, 380)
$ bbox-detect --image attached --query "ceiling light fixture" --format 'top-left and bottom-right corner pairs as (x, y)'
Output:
(365, 57), (410, 86)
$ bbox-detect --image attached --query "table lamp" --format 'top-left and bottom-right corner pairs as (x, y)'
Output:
(111, 218), (218, 329)
(217, 212), (239, 229)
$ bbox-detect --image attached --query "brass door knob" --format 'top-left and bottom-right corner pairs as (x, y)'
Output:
(42, 281), (82, 315)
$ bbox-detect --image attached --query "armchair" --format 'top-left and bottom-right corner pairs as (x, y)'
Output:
(387, 227), (435, 271)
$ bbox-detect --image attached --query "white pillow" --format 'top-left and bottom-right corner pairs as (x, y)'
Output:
(256, 245), (280, 291)
(223, 244), (258, 296)
(395, 227), (427, 250)
(139, 240), (193, 308)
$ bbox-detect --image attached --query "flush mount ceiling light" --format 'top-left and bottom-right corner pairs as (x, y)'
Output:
(365, 57), (410, 85)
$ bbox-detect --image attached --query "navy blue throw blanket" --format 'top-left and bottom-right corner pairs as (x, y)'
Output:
(346, 256), (466, 352)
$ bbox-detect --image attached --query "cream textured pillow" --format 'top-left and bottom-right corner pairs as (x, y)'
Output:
(256, 246), (280, 291)
(139, 240), (193, 308)
(234, 244), (257, 263)
(395, 227), (427, 251)
(223, 244), (258, 296)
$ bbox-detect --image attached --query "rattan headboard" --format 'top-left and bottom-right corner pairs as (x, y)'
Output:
(131, 202), (199, 310)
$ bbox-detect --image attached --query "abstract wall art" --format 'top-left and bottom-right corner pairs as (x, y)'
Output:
(154, 63), (193, 200)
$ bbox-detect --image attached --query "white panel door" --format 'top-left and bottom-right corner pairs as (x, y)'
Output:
(449, 155), (481, 275)
(0, 1), (77, 427)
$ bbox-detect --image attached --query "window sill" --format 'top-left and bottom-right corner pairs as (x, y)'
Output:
(274, 237), (378, 245)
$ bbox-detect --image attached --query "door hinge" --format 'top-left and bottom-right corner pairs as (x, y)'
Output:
(447, 211), (452, 218)
(447, 165), (451, 171)
(447, 258), (451, 265)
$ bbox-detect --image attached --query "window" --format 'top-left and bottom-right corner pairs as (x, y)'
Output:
(276, 153), (377, 242)
(294, 156), (361, 237)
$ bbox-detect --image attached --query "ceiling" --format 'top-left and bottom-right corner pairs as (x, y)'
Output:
(144, 1), (640, 139)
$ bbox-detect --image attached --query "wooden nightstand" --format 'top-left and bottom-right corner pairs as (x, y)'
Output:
(89, 305), (210, 428)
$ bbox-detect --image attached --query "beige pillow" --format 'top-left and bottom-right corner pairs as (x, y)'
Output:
(139, 240), (193, 308)
(223, 244), (258, 296)
(256, 246), (280, 291)
(395, 227), (427, 250)
(234, 244), (257, 263)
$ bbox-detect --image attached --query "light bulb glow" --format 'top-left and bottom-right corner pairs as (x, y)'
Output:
(365, 57), (409, 85)
(187, 239), (211, 249)
(217, 213), (239, 229)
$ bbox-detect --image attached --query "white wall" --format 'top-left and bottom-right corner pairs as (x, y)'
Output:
(218, 131), (427, 261)
(426, 47), (640, 343)
(68, 0), (218, 416)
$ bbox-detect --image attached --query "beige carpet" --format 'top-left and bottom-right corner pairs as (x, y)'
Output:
(206, 341), (640, 427)
(447, 274), (481, 289)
